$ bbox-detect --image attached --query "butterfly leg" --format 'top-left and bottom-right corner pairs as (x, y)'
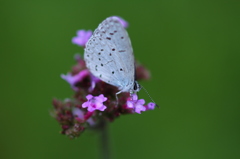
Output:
(115, 91), (122, 106)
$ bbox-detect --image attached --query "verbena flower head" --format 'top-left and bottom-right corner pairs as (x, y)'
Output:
(52, 16), (156, 138)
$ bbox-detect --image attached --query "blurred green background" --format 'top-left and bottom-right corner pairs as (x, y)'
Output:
(1, 0), (239, 159)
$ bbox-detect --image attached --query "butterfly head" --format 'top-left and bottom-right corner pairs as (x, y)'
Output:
(132, 81), (141, 94)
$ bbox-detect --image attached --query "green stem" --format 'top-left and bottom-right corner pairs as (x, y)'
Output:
(99, 120), (110, 159)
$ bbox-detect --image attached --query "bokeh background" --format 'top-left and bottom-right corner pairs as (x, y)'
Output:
(1, 0), (239, 159)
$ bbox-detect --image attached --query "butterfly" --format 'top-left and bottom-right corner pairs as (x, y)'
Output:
(84, 17), (140, 95)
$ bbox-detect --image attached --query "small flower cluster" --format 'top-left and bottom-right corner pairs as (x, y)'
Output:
(51, 16), (156, 138)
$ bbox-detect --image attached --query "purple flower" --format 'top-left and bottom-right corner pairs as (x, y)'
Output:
(126, 94), (146, 114)
(82, 94), (107, 112)
(146, 102), (156, 110)
(111, 16), (128, 28)
(61, 69), (90, 90)
(72, 30), (92, 47)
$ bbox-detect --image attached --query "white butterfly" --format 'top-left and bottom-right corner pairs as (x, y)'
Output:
(84, 17), (140, 95)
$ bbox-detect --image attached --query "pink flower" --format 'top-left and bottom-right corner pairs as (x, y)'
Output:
(61, 69), (90, 90)
(111, 16), (128, 28)
(126, 94), (146, 114)
(82, 94), (107, 112)
(72, 30), (92, 47)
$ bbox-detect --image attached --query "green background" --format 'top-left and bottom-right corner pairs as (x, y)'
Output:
(1, 0), (239, 159)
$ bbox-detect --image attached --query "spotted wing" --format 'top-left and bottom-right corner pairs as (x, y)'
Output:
(84, 17), (135, 91)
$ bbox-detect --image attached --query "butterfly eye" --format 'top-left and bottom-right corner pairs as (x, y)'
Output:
(133, 82), (138, 91)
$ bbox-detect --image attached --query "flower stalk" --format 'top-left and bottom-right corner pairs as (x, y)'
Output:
(99, 120), (110, 159)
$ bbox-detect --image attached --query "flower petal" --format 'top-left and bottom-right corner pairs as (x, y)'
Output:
(126, 101), (134, 108)
(86, 94), (93, 100)
(135, 105), (146, 114)
(131, 94), (138, 101)
(82, 102), (89, 108)
(137, 99), (145, 105)
(61, 69), (90, 90)
(72, 30), (92, 47)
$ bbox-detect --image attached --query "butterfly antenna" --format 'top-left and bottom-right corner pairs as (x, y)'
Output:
(141, 85), (159, 108)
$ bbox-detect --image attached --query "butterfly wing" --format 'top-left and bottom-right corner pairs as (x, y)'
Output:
(84, 17), (135, 92)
